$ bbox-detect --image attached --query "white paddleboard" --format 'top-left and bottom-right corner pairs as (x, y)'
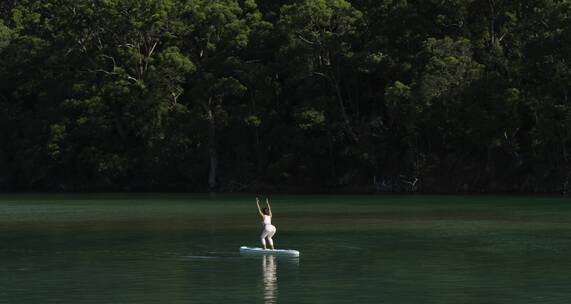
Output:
(240, 246), (300, 256)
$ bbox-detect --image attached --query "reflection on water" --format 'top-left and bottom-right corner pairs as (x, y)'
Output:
(262, 255), (277, 304)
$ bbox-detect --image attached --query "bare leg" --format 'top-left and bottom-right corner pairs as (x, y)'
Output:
(261, 225), (275, 250)
(261, 229), (270, 249)
(267, 237), (275, 250)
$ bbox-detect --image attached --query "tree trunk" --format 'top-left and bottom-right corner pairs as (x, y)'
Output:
(331, 73), (359, 143)
(207, 108), (217, 190)
(484, 145), (495, 190)
(488, 0), (496, 46)
(315, 71), (359, 143)
(327, 128), (337, 181)
(563, 169), (571, 195)
(255, 126), (262, 174)
(250, 93), (262, 175)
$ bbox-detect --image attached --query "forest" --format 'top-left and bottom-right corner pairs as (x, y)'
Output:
(0, 0), (570, 193)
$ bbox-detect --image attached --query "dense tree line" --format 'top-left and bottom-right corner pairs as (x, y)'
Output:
(1, 0), (570, 193)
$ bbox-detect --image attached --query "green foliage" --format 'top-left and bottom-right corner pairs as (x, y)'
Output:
(385, 81), (416, 125)
(0, 20), (13, 52)
(419, 37), (483, 102)
(1, 0), (571, 193)
(296, 109), (326, 130)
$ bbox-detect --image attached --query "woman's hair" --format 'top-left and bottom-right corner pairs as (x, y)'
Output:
(262, 207), (270, 215)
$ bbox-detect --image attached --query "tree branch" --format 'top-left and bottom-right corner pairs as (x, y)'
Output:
(296, 32), (317, 45)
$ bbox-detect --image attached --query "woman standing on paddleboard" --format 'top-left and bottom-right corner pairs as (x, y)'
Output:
(256, 197), (276, 250)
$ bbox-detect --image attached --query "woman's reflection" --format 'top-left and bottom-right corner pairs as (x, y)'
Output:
(262, 255), (277, 304)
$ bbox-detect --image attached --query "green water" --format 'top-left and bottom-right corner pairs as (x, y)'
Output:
(1, 194), (571, 303)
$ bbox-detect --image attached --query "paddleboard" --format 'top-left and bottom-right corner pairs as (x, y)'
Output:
(240, 246), (300, 256)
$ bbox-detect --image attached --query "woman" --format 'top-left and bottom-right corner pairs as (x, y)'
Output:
(256, 197), (276, 250)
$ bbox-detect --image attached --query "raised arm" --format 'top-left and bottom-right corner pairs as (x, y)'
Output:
(256, 197), (264, 218)
(266, 198), (272, 217)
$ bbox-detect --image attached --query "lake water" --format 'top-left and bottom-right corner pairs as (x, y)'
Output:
(1, 194), (571, 303)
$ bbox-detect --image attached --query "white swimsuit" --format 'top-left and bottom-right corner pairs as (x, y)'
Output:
(263, 214), (272, 226)
(260, 215), (276, 247)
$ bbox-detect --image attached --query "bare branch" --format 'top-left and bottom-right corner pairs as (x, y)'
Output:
(148, 40), (158, 58)
(296, 32), (317, 45)
(171, 89), (183, 106)
(498, 32), (507, 42)
(88, 68), (116, 75)
(101, 54), (117, 72)
(197, 97), (212, 114)
(313, 71), (331, 81)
